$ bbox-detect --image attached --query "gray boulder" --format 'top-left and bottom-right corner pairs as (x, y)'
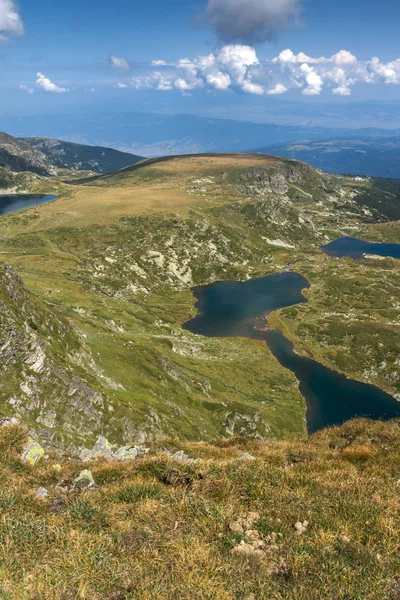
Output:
(113, 446), (139, 461)
(20, 439), (45, 465)
(171, 450), (199, 464)
(74, 469), (97, 490)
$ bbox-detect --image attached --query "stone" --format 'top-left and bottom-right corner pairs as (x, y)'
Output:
(241, 512), (260, 530)
(338, 534), (350, 543)
(245, 529), (262, 543)
(21, 439), (44, 466)
(229, 521), (245, 535)
(89, 435), (114, 460)
(238, 453), (256, 461)
(229, 512), (260, 536)
(79, 436), (115, 461)
(36, 487), (48, 499)
(171, 450), (190, 463)
(170, 450), (199, 464)
(231, 540), (266, 559)
(0, 417), (20, 428)
(294, 520), (309, 535)
(74, 469), (96, 490)
(79, 448), (92, 461)
(113, 446), (139, 461)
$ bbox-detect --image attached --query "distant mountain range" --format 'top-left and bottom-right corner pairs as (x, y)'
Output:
(1, 111), (399, 159)
(258, 136), (400, 179)
(0, 132), (51, 177)
(1, 113), (400, 182)
(22, 137), (143, 174)
(0, 131), (143, 189)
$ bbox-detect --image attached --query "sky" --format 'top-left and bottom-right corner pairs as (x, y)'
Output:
(1, 0), (400, 127)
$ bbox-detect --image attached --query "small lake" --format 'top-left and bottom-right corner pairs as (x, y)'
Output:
(0, 194), (56, 216)
(183, 272), (400, 434)
(323, 236), (400, 260)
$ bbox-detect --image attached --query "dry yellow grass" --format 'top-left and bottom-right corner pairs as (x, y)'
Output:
(0, 153), (288, 235)
(1, 418), (399, 599)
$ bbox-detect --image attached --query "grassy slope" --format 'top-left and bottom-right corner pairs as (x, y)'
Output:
(0, 154), (399, 446)
(0, 419), (399, 599)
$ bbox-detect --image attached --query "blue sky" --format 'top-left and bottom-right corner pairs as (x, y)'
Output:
(1, 0), (400, 121)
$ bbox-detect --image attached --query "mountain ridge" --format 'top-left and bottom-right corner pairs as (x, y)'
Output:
(22, 136), (144, 174)
(258, 135), (400, 178)
(0, 130), (144, 191)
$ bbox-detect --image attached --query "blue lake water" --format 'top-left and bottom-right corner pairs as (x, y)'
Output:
(183, 272), (400, 434)
(0, 194), (56, 216)
(323, 236), (400, 260)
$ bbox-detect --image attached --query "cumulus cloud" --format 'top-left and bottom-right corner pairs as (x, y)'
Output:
(36, 72), (69, 93)
(152, 59), (167, 66)
(110, 55), (130, 73)
(202, 0), (303, 43)
(123, 46), (400, 98)
(0, 0), (24, 40)
(267, 83), (287, 95)
(132, 72), (174, 91)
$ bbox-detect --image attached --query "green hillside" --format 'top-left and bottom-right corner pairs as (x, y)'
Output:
(0, 154), (399, 448)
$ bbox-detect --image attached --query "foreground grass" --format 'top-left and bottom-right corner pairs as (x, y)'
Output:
(1, 419), (399, 599)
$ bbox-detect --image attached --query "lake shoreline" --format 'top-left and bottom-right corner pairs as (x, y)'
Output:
(183, 266), (400, 434)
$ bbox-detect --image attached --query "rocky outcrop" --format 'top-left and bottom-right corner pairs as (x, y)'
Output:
(0, 263), (118, 446)
(0, 131), (51, 177)
(21, 137), (143, 174)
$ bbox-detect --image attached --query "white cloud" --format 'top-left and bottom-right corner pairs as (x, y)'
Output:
(152, 59), (167, 66)
(206, 71), (231, 90)
(110, 55), (130, 73)
(19, 84), (34, 94)
(174, 78), (194, 90)
(123, 46), (400, 98)
(117, 82), (128, 88)
(202, 0), (303, 43)
(331, 50), (357, 65)
(332, 85), (351, 96)
(36, 72), (69, 93)
(267, 83), (287, 95)
(300, 63), (323, 96)
(241, 80), (264, 94)
(0, 0), (24, 40)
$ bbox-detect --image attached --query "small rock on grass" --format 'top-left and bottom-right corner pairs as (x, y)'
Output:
(171, 450), (199, 464)
(74, 469), (97, 490)
(36, 487), (48, 499)
(294, 521), (309, 535)
(0, 417), (20, 428)
(80, 436), (114, 461)
(238, 453), (256, 461)
(21, 439), (44, 466)
(80, 436), (146, 462)
(113, 446), (139, 461)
